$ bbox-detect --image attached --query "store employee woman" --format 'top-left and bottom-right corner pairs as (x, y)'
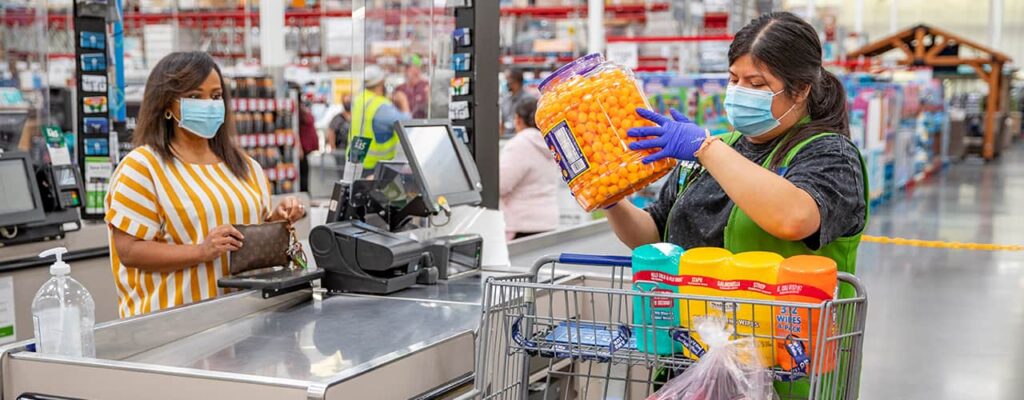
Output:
(105, 52), (305, 318)
(610, 12), (867, 279)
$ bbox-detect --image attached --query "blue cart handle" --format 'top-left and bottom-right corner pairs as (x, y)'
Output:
(557, 253), (632, 267)
(527, 254), (633, 298)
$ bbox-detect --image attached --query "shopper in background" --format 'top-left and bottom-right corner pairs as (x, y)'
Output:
(499, 68), (531, 136)
(296, 93), (318, 193)
(104, 52), (306, 319)
(325, 99), (351, 153)
(499, 97), (559, 240)
(395, 55), (430, 119)
(347, 65), (411, 170)
(607, 12), (867, 282)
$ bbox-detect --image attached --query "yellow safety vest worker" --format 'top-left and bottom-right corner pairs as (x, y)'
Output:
(348, 89), (399, 170)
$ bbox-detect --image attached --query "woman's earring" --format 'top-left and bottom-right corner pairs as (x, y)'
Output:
(165, 111), (173, 120)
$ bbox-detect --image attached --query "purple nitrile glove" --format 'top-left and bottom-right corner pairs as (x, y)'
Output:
(627, 108), (707, 163)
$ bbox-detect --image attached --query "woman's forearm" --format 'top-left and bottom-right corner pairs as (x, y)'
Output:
(113, 230), (206, 273)
(606, 202), (661, 249)
(697, 139), (820, 240)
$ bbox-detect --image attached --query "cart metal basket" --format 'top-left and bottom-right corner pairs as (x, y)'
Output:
(464, 253), (868, 400)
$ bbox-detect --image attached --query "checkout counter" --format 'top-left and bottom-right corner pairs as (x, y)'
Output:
(0, 119), (629, 399)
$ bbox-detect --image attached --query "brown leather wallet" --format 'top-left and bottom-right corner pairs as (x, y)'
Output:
(229, 221), (291, 275)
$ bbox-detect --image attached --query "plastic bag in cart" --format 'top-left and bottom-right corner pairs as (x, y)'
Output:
(647, 317), (777, 400)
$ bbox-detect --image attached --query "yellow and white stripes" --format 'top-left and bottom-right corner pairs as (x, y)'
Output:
(105, 146), (271, 318)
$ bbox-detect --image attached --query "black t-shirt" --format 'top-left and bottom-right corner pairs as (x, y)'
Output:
(645, 133), (866, 250)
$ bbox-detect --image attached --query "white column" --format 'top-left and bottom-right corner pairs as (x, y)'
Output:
(587, 0), (605, 55)
(990, 0), (1003, 49)
(805, 0), (815, 21)
(890, 0), (899, 34)
(854, 0), (864, 35)
(260, 0), (286, 67)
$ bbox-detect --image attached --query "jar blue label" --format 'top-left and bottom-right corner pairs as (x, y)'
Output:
(543, 120), (590, 184)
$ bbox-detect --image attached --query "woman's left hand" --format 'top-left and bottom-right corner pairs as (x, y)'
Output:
(628, 108), (708, 163)
(270, 196), (306, 224)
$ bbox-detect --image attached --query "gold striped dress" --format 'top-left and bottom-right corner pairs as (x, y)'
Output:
(104, 145), (271, 318)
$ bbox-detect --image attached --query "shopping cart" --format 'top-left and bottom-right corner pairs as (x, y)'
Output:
(463, 253), (868, 400)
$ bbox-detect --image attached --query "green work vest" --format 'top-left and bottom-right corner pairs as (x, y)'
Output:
(348, 89), (398, 170)
(667, 128), (868, 396)
(670, 130), (870, 299)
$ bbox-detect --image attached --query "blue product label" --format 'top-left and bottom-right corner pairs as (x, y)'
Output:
(545, 322), (636, 350)
(670, 328), (706, 358)
(543, 120), (590, 184)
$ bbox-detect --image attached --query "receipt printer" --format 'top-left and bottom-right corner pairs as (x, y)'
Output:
(308, 220), (483, 294)
(310, 220), (428, 294)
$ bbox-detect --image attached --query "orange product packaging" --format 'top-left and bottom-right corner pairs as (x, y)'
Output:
(534, 53), (676, 211)
(774, 255), (839, 375)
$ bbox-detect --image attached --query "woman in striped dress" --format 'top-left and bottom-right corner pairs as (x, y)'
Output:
(105, 52), (305, 318)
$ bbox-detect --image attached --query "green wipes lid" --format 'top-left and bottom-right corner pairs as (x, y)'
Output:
(632, 243), (684, 264)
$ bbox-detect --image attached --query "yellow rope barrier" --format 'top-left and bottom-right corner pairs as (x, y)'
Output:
(861, 235), (1024, 251)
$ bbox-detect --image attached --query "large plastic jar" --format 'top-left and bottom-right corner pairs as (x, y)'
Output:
(535, 54), (676, 211)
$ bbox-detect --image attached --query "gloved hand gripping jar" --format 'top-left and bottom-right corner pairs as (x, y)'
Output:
(535, 54), (677, 211)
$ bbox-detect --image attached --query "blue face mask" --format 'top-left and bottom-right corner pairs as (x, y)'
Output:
(175, 98), (225, 139)
(723, 85), (796, 137)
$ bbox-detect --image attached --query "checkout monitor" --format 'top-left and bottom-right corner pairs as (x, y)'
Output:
(395, 120), (481, 213)
(0, 110), (28, 152)
(0, 153), (45, 227)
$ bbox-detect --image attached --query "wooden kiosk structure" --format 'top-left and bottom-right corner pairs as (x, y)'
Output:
(847, 24), (1012, 160)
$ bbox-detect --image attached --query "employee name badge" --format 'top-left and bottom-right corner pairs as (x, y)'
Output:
(675, 160), (698, 192)
(543, 121), (589, 184)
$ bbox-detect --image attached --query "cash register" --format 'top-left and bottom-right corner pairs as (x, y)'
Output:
(0, 110), (83, 246)
(309, 120), (485, 294)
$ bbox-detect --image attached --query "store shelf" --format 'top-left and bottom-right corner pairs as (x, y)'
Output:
(504, 55), (669, 64)
(3, 8), (354, 27)
(606, 34), (734, 43)
(2, 50), (76, 60)
(500, 3), (669, 19)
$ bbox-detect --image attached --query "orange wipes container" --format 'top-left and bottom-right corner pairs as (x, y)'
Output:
(535, 53), (676, 211)
(774, 255), (839, 374)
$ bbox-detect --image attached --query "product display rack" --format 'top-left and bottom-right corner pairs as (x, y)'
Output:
(226, 75), (301, 195)
(3, 5), (350, 71)
(497, 2), (742, 74)
(450, 1), (500, 209)
(73, 0), (114, 220)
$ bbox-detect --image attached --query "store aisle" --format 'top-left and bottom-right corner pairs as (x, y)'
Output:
(857, 144), (1024, 399)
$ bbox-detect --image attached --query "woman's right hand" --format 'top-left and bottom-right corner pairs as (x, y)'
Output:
(197, 224), (244, 262)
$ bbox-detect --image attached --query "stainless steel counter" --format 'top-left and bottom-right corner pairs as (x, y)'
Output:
(0, 219), (621, 399)
(125, 294), (480, 383)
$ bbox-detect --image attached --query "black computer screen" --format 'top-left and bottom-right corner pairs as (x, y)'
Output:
(402, 125), (472, 197)
(0, 111), (28, 152)
(0, 158), (36, 215)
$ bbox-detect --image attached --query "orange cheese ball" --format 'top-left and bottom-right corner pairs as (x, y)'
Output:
(536, 66), (676, 211)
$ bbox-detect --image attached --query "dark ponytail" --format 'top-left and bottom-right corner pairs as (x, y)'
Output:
(728, 12), (850, 170)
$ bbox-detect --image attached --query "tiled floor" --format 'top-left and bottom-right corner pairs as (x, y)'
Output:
(857, 144), (1024, 399)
